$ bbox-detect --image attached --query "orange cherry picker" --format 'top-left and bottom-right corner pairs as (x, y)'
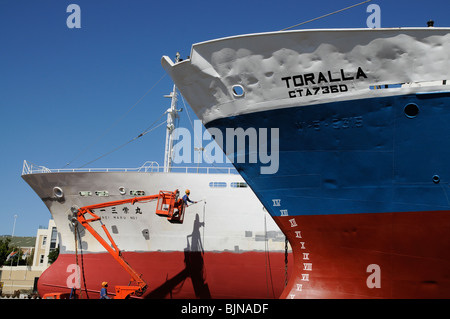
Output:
(72, 189), (185, 299)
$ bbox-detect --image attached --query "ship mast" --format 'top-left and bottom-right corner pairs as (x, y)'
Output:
(163, 52), (181, 172)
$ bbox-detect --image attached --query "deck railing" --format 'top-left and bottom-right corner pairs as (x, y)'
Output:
(22, 160), (236, 175)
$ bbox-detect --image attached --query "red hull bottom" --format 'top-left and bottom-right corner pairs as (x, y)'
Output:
(38, 250), (290, 299)
(276, 210), (450, 298)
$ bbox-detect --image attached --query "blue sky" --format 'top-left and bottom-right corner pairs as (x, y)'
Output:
(0, 0), (449, 236)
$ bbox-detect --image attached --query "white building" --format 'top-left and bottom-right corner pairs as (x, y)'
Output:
(0, 219), (59, 295)
(32, 219), (59, 268)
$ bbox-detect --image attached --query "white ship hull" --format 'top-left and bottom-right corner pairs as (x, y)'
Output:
(22, 166), (289, 298)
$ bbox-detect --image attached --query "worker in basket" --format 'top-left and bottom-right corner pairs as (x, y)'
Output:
(183, 189), (197, 206)
(173, 189), (197, 217)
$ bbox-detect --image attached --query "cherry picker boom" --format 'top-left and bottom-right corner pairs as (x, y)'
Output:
(72, 189), (184, 299)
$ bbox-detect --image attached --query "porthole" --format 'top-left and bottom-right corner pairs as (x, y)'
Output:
(432, 175), (440, 184)
(130, 190), (145, 196)
(404, 103), (419, 118)
(231, 182), (248, 188)
(119, 186), (126, 195)
(232, 85), (245, 97)
(53, 186), (64, 198)
(209, 182), (227, 188)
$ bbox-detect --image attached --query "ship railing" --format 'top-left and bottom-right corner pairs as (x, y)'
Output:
(22, 160), (237, 175)
(22, 160), (52, 175)
(166, 166), (237, 174)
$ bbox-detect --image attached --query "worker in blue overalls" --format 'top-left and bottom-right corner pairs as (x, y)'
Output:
(183, 189), (197, 206)
(100, 281), (110, 299)
(173, 189), (197, 218)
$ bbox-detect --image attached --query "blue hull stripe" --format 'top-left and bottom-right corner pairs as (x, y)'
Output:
(206, 93), (450, 217)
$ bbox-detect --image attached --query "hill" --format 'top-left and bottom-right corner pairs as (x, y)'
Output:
(0, 236), (36, 247)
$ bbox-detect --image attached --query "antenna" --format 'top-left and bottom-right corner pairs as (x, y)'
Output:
(163, 52), (182, 172)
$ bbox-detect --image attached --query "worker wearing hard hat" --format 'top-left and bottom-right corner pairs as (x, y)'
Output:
(100, 281), (110, 299)
(183, 189), (197, 206)
(173, 189), (197, 218)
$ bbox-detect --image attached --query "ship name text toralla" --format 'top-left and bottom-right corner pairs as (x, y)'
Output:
(281, 67), (368, 98)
